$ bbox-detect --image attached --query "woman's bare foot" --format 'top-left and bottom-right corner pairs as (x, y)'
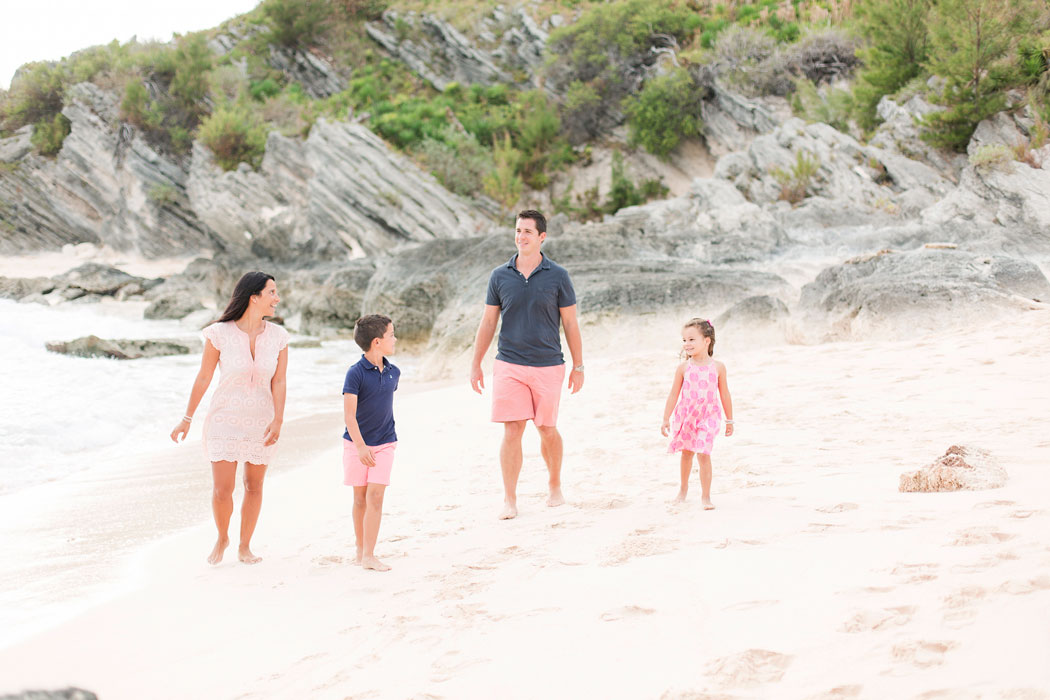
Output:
(361, 556), (390, 572)
(672, 490), (688, 504)
(499, 501), (518, 520)
(702, 498), (715, 510)
(207, 537), (229, 565)
(238, 545), (262, 564)
(546, 487), (565, 508)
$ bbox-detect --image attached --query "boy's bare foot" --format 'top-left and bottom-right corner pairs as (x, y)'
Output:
(361, 556), (391, 572)
(546, 487), (565, 508)
(702, 498), (715, 510)
(238, 546), (262, 564)
(207, 537), (229, 565)
(499, 501), (518, 520)
(673, 491), (688, 504)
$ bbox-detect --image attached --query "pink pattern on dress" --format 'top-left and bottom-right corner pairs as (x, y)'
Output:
(667, 361), (722, 455)
(201, 320), (290, 464)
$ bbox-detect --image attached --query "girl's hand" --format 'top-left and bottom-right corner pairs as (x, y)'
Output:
(357, 444), (376, 467)
(263, 420), (282, 446)
(170, 419), (190, 443)
(725, 423), (734, 437)
(661, 420), (670, 437)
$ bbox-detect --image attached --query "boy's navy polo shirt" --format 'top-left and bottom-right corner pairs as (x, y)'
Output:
(485, 253), (576, 367)
(342, 355), (399, 445)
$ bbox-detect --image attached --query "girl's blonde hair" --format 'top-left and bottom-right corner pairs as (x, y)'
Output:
(683, 318), (715, 356)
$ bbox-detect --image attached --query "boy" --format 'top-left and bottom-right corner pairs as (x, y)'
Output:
(342, 314), (399, 571)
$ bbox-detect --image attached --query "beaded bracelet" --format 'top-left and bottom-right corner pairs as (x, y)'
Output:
(183, 415), (193, 422)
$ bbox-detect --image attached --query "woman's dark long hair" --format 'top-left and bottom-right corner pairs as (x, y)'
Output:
(216, 271), (275, 323)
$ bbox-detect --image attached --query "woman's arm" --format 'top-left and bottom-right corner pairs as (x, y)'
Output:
(170, 340), (220, 442)
(661, 363), (686, 436)
(263, 346), (289, 446)
(717, 362), (734, 436)
(343, 393), (375, 467)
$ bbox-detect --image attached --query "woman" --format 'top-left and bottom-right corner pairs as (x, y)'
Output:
(170, 271), (289, 565)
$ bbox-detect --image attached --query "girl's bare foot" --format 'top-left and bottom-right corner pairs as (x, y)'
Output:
(238, 545), (262, 564)
(361, 556), (390, 572)
(702, 498), (715, 510)
(673, 490), (688, 503)
(499, 501), (518, 520)
(546, 487), (565, 507)
(207, 537), (229, 565)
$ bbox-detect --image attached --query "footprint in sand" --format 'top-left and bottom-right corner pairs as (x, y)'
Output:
(803, 686), (863, 700)
(950, 527), (1016, 546)
(999, 575), (1050, 595)
(313, 555), (347, 566)
(601, 535), (676, 566)
(601, 605), (656, 621)
(840, 606), (916, 633)
(704, 649), (793, 688)
(430, 650), (489, 682)
(816, 503), (859, 514)
(973, 499), (1017, 509)
(890, 640), (956, 668)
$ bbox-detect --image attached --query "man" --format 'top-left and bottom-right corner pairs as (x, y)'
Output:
(470, 209), (584, 520)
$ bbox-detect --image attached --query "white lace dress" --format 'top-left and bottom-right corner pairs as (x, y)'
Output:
(200, 320), (290, 464)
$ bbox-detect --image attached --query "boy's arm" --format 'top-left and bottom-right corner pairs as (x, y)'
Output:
(343, 393), (376, 467)
(717, 362), (734, 436)
(661, 363), (686, 435)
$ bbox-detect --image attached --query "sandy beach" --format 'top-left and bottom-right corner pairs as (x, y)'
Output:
(1, 308), (1049, 699)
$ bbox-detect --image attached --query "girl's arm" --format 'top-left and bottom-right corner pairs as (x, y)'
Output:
(717, 361), (734, 436)
(661, 363), (686, 436)
(343, 394), (375, 467)
(170, 340), (220, 442)
(263, 346), (289, 446)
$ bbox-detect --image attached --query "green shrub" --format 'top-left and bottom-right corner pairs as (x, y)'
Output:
(791, 78), (854, 133)
(1, 61), (65, 132)
(170, 33), (211, 118)
(968, 144), (1013, 171)
(250, 78), (283, 101)
(483, 132), (523, 213)
(198, 105), (268, 171)
(31, 113), (72, 156)
(624, 67), (705, 157)
(562, 81), (603, 144)
(770, 150), (821, 204)
(416, 127), (493, 197)
(147, 182), (179, 205)
(262, 0), (329, 48)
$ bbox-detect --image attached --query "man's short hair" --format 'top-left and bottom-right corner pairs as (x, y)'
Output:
(354, 314), (392, 351)
(516, 209), (547, 234)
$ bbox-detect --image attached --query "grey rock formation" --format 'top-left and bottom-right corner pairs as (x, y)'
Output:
(699, 81), (782, 156)
(143, 293), (206, 320)
(0, 276), (56, 300)
(52, 263), (143, 296)
(799, 248), (1050, 339)
(966, 111), (1028, 157)
(284, 260), (377, 334)
(715, 295), (790, 327)
(0, 690), (98, 700)
(267, 47), (347, 99)
(45, 335), (202, 359)
(869, 95), (966, 178)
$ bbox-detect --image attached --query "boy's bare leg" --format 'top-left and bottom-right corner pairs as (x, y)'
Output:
(674, 451), (692, 503)
(499, 420), (527, 519)
(361, 484), (390, 571)
(209, 461), (236, 564)
(352, 486), (367, 564)
(238, 462), (268, 563)
(535, 425), (564, 507)
(698, 453), (715, 510)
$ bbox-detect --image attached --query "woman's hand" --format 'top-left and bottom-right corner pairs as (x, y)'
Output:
(170, 418), (190, 443)
(263, 420), (282, 446)
(356, 443), (376, 467)
(661, 420), (670, 437)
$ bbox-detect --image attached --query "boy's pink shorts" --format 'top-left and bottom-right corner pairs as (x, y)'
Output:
(343, 439), (396, 486)
(491, 359), (566, 427)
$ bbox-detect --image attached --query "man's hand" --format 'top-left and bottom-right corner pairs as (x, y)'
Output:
(470, 364), (485, 394)
(568, 368), (584, 394)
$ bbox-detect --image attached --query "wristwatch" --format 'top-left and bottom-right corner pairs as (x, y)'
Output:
(573, 364), (584, 372)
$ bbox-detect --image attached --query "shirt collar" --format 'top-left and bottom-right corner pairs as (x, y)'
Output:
(358, 354), (389, 371)
(506, 253), (551, 271)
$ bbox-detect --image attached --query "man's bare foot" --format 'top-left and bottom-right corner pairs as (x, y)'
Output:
(499, 501), (518, 520)
(361, 556), (391, 572)
(702, 498), (715, 510)
(238, 546), (262, 564)
(207, 537), (229, 565)
(546, 487), (565, 508)
(672, 491), (688, 504)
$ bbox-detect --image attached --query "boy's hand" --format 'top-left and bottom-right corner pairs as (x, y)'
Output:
(357, 444), (376, 467)
(660, 421), (670, 437)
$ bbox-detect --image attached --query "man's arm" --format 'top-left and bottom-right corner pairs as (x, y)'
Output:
(470, 304), (501, 394)
(560, 304), (584, 393)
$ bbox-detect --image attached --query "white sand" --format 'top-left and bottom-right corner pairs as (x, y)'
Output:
(1, 310), (1049, 699)
(0, 245), (197, 279)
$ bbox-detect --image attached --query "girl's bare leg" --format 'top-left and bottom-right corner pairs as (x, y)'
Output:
(238, 462), (268, 563)
(675, 451), (693, 503)
(361, 484), (390, 571)
(698, 453), (714, 510)
(209, 461), (237, 564)
(352, 486), (367, 564)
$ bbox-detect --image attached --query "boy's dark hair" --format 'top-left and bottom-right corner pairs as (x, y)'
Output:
(516, 209), (547, 233)
(354, 314), (392, 351)
(684, 318), (716, 356)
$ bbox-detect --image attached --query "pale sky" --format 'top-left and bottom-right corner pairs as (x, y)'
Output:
(0, 0), (262, 90)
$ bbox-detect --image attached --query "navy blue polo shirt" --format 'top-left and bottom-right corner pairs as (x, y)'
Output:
(486, 253), (577, 367)
(342, 355), (400, 445)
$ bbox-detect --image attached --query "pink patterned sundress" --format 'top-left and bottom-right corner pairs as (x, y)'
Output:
(668, 360), (723, 455)
(200, 320), (290, 464)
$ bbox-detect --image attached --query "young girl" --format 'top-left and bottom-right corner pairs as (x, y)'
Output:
(661, 318), (734, 508)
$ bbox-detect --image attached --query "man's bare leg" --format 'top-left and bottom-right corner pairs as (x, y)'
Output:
(209, 461), (236, 564)
(361, 484), (390, 571)
(674, 451), (692, 503)
(535, 424), (564, 507)
(238, 462), (268, 564)
(352, 486), (367, 564)
(499, 420), (527, 519)
(698, 453), (715, 510)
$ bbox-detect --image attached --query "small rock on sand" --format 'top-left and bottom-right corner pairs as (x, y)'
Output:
(899, 445), (1007, 492)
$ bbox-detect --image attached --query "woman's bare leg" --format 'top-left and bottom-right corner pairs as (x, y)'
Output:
(352, 486), (367, 564)
(361, 484), (389, 571)
(698, 453), (714, 510)
(209, 461), (236, 564)
(675, 451), (693, 503)
(238, 462), (268, 563)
